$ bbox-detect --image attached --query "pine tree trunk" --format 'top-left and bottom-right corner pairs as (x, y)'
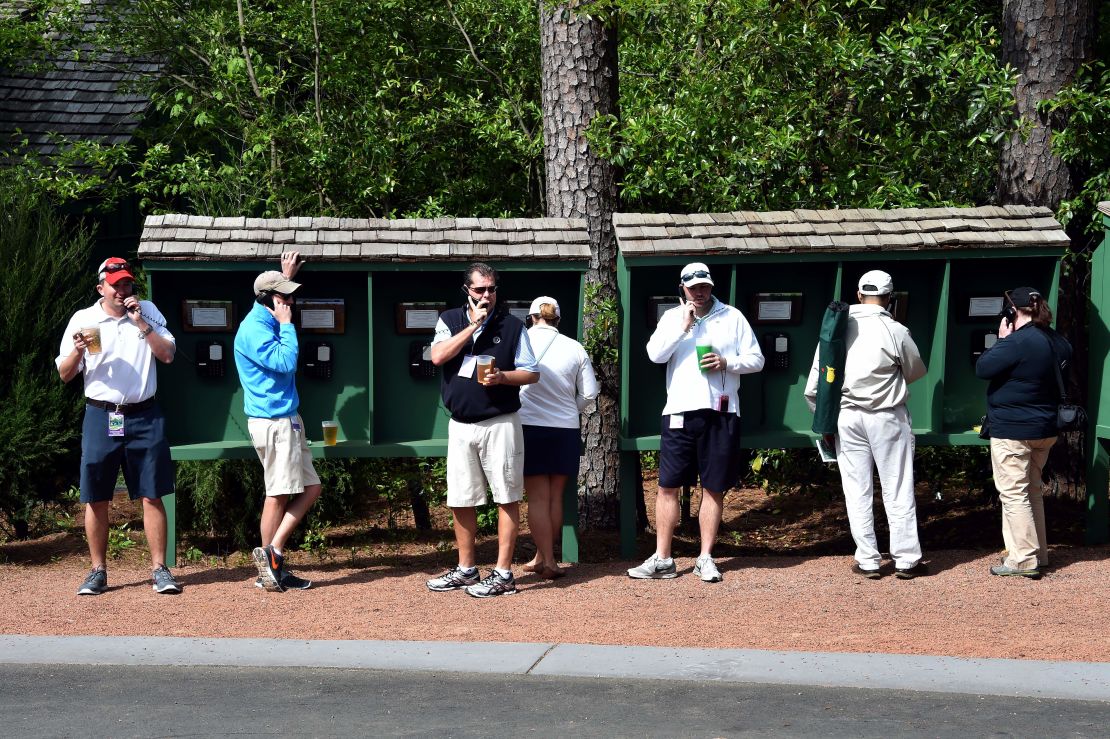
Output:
(997, 0), (1095, 207)
(538, 1), (620, 529)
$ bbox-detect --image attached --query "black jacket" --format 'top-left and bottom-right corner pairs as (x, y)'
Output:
(975, 324), (1072, 439)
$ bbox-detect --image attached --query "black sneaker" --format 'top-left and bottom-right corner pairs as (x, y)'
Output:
(465, 570), (517, 598)
(895, 562), (928, 580)
(78, 567), (107, 595)
(252, 545), (285, 592)
(152, 565), (182, 594)
(851, 563), (882, 579)
(255, 571), (313, 590)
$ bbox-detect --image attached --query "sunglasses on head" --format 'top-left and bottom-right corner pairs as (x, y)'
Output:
(467, 284), (498, 294)
(682, 270), (710, 282)
(102, 262), (132, 274)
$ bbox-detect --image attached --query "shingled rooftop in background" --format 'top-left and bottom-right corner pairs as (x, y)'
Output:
(0, 1), (155, 166)
(138, 215), (591, 261)
(613, 205), (1068, 254)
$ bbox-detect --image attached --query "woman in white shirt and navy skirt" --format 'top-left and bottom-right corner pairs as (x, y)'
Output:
(518, 296), (599, 578)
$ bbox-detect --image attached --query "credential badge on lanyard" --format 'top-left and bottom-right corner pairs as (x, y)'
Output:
(108, 411), (125, 437)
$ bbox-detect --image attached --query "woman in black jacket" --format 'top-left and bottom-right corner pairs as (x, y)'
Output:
(974, 286), (1072, 579)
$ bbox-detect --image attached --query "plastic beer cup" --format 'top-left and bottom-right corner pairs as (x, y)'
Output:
(81, 327), (102, 355)
(476, 355), (495, 384)
(322, 421), (339, 446)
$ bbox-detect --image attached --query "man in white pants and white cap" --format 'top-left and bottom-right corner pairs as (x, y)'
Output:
(804, 269), (928, 579)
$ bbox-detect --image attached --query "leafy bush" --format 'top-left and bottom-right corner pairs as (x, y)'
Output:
(0, 173), (91, 538)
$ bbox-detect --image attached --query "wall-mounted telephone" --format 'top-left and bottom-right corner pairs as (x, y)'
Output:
(763, 333), (790, 370)
(303, 341), (333, 380)
(409, 341), (437, 379)
(971, 329), (998, 365)
(195, 340), (226, 378)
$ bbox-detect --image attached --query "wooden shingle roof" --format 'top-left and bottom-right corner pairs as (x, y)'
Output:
(1098, 202), (1110, 217)
(0, 1), (155, 162)
(613, 205), (1068, 255)
(138, 214), (591, 262)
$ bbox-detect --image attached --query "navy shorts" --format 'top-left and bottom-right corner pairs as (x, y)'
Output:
(80, 404), (175, 504)
(658, 409), (742, 494)
(522, 425), (581, 476)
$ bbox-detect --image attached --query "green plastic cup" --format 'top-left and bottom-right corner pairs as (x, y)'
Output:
(696, 339), (713, 373)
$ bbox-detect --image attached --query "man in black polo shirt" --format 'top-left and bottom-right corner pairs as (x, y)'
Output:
(425, 263), (540, 598)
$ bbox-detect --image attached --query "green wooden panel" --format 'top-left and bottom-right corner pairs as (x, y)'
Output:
(369, 267), (584, 445)
(942, 256), (1061, 434)
(150, 269), (370, 447)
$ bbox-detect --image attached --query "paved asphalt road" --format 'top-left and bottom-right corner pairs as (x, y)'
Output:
(4, 663), (1108, 738)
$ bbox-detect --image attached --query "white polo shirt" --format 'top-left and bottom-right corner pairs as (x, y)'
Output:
(518, 326), (599, 428)
(56, 299), (175, 404)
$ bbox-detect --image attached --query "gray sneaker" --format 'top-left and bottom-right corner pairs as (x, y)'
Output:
(465, 570), (517, 598)
(152, 565), (181, 594)
(694, 555), (722, 583)
(426, 566), (480, 592)
(627, 554), (677, 579)
(78, 567), (107, 596)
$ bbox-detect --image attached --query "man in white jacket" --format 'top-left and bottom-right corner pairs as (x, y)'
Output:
(628, 262), (765, 583)
(804, 270), (928, 579)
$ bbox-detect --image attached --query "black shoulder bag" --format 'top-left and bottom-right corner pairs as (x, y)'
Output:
(1044, 330), (1087, 434)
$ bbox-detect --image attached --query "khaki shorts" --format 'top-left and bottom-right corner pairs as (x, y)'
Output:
(248, 415), (321, 497)
(446, 414), (524, 507)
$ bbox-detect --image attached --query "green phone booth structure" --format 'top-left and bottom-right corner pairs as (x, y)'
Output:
(1083, 201), (1110, 545)
(138, 214), (591, 565)
(612, 205), (1072, 556)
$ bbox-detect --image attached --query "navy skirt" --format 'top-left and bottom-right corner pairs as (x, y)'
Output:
(522, 425), (581, 476)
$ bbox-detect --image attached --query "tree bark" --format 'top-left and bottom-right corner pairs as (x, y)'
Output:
(538, 1), (621, 529)
(997, 0), (1095, 207)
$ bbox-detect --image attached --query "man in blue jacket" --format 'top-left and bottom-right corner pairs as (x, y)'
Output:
(234, 252), (321, 592)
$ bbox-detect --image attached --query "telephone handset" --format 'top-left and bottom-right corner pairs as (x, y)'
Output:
(763, 332), (790, 370)
(257, 292), (276, 310)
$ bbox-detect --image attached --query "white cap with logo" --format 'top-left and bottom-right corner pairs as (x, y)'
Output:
(680, 262), (714, 287)
(858, 270), (894, 295)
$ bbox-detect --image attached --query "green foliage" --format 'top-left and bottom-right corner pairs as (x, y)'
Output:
(0, 172), (90, 538)
(596, 0), (1016, 212)
(749, 448), (839, 496)
(107, 524), (137, 559)
(475, 502), (499, 535)
(297, 520), (331, 558)
(639, 451), (659, 472)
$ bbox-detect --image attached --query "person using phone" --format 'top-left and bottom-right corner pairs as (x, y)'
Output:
(803, 269), (927, 580)
(56, 257), (181, 596)
(233, 251), (321, 592)
(425, 262), (540, 598)
(631, 262), (764, 583)
(975, 286), (1072, 579)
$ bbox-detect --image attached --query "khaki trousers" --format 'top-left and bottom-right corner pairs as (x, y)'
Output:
(990, 436), (1056, 570)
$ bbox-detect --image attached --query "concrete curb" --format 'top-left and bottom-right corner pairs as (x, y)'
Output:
(2, 636), (1107, 702)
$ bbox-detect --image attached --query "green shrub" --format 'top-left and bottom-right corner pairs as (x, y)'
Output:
(0, 173), (90, 538)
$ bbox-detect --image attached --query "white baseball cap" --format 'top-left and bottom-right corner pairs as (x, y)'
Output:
(528, 296), (560, 318)
(680, 262), (714, 287)
(858, 269), (894, 295)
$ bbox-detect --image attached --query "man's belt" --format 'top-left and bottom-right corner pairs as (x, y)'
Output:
(86, 397), (157, 414)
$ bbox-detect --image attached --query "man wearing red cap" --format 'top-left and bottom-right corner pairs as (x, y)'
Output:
(56, 257), (180, 596)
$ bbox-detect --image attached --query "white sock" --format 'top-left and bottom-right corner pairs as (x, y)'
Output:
(494, 568), (512, 579)
(459, 565), (477, 574)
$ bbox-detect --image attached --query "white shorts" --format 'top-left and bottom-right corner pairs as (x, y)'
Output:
(248, 415), (321, 497)
(446, 414), (524, 507)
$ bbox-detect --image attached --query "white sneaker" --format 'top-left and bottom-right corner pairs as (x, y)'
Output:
(627, 554), (677, 579)
(694, 555), (722, 583)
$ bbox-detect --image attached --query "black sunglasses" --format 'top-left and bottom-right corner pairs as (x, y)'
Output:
(681, 270), (711, 282)
(102, 262), (132, 273)
(466, 284), (499, 294)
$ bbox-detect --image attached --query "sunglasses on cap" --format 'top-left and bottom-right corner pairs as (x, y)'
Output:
(681, 270), (711, 282)
(102, 261), (132, 274)
(466, 284), (499, 294)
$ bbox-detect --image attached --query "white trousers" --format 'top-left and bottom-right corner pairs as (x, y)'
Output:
(835, 405), (922, 570)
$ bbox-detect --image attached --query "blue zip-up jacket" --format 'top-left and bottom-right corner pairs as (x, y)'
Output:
(234, 302), (300, 419)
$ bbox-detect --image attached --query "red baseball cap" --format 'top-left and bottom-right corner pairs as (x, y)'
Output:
(97, 257), (135, 285)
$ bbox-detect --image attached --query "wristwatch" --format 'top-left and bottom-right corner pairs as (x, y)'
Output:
(139, 326), (154, 338)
